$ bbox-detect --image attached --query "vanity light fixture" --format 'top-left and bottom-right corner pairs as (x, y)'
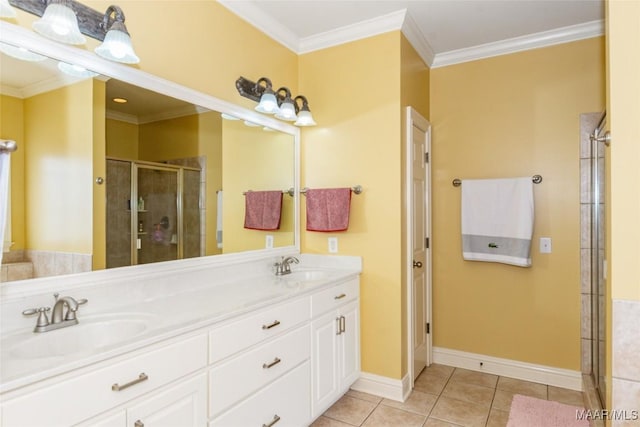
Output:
(293, 95), (316, 127)
(0, 0), (16, 18)
(94, 5), (139, 64)
(235, 76), (317, 126)
(32, 0), (86, 45)
(254, 77), (280, 114)
(274, 87), (297, 121)
(8, 0), (140, 64)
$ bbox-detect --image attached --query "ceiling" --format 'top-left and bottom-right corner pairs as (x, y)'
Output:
(219, 0), (604, 67)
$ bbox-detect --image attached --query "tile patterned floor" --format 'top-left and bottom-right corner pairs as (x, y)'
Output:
(311, 364), (586, 427)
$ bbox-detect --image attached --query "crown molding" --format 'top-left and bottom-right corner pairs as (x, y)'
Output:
(106, 105), (212, 125)
(298, 9), (406, 54)
(218, 0), (300, 52)
(431, 19), (605, 68)
(400, 11), (435, 67)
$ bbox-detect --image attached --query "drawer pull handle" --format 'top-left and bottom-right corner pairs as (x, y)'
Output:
(262, 357), (282, 369)
(263, 414), (281, 427)
(334, 293), (347, 300)
(134, 421), (144, 427)
(262, 320), (281, 330)
(112, 373), (148, 391)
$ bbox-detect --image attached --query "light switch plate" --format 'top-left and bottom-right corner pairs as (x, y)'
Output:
(540, 237), (552, 253)
(265, 235), (274, 249)
(328, 237), (338, 253)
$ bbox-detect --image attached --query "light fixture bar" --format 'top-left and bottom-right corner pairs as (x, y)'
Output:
(9, 0), (113, 41)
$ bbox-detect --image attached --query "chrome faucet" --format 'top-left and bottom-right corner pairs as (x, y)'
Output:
(274, 256), (299, 276)
(22, 293), (87, 333)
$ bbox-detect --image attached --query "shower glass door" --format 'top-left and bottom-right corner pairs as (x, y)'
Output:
(132, 164), (181, 265)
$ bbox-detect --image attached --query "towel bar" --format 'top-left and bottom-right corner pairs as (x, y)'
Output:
(301, 185), (363, 195)
(0, 139), (17, 153)
(452, 175), (542, 187)
(242, 189), (295, 196)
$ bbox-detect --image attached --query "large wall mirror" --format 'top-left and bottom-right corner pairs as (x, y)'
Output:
(0, 22), (300, 283)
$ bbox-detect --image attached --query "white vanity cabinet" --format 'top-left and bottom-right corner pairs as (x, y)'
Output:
(1, 334), (208, 427)
(208, 296), (312, 426)
(1, 268), (361, 427)
(310, 278), (361, 418)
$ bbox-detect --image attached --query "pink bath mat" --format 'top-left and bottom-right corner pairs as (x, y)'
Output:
(507, 394), (589, 427)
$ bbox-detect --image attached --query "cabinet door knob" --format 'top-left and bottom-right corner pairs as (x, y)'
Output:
(413, 260), (423, 268)
(134, 421), (144, 427)
(262, 414), (281, 427)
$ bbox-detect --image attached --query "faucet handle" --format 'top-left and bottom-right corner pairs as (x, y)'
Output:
(22, 307), (51, 327)
(65, 298), (88, 321)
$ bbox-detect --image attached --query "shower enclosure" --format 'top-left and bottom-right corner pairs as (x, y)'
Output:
(106, 158), (203, 268)
(590, 113), (607, 406)
(581, 112), (607, 409)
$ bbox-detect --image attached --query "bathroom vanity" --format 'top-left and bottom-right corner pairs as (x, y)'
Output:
(0, 253), (361, 426)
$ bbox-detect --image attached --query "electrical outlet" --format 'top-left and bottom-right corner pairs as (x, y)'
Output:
(265, 235), (274, 249)
(328, 237), (338, 253)
(540, 237), (552, 253)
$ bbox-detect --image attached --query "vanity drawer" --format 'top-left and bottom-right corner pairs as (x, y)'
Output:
(210, 361), (310, 427)
(311, 278), (359, 317)
(1, 334), (208, 427)
(209, 296), (310, 363)
(209, 324), (310, 417)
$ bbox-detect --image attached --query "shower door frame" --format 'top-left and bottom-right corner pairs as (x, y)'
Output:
(131, 162), (184, 266)
(589, 113), (607, 407)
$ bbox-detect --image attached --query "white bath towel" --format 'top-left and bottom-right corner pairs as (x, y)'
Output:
(216, 190), (223, 249)
(461, 177), (534, 267)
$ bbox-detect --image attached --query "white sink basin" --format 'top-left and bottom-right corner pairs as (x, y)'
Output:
(6, 313), (154, 359)
(280, 270), (331, 282)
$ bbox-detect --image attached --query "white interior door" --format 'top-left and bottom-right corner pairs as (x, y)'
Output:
(406, 107), (432, 385)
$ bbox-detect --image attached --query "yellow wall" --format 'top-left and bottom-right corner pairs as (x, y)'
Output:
(106, 119), (139, 159)
(221, 120), (295, 253)
(24, 80), (97, 254)
(430, 38), (605, 370)
(607, 1), (640, 302)
(605, 0), (640, 412)
(299, 32), (405, 379)
(0, 95), (25, 250)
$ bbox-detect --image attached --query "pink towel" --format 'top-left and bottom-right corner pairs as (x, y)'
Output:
(244, 191), (283, 230)
(306, 188), (352, 232)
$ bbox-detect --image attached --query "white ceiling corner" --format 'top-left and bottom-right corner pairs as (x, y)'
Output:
(298, 9), (407, 54)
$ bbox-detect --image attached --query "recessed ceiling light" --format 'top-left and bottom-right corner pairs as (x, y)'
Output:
(112, 97), (128, 104)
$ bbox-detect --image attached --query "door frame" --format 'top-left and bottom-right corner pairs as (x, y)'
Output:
(405, 106), (432, 388)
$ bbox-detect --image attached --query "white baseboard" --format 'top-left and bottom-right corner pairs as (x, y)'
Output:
(351, 372), (412, 402)
(433, 347), (583, 391)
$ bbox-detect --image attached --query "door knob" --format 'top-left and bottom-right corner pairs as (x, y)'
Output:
(413, 260), (423, 268)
